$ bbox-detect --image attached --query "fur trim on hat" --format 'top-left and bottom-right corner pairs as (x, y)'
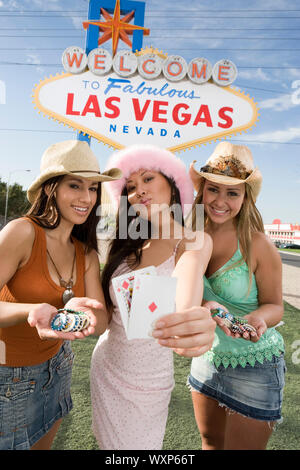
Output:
(104, 145), (194, 214)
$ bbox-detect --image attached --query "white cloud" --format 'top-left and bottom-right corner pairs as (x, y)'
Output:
(244, 127), (300, 144)
(70, 15), (85, 30)
(0, 0), (60, 10)
(26, 53), (40, 63)
(238, 68), (271, 82)
(4, 0), (19, 8)
(29, 0), (60, 5)
(26, 53), (45, 75)
(259, 94), (298, 111)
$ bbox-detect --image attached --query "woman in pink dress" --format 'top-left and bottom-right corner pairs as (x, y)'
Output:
(90, 145), (216, 450)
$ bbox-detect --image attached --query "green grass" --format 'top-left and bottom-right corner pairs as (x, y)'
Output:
(52, 301), (300, 450)
(278, 248), (300, 254)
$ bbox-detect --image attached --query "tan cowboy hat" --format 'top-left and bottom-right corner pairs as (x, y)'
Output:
(190, 141), (262, 201)
(27, 140), (122, 203)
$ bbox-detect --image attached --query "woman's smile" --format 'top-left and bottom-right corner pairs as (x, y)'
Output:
(203, 181), (245, 224)
(71, 205), (89, 214)
(54, 176), (98, 224)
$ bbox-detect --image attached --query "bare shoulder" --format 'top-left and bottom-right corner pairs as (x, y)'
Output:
(252, 231), (277, 252)
(0, 218), (35, 247)
(252, 231), (281, 263)
(0, 218), (36, 270)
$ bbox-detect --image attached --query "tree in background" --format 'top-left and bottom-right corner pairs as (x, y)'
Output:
(0, 178), (30, 223)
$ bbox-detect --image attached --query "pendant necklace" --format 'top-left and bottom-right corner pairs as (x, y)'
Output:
(47, 247), (76, 305)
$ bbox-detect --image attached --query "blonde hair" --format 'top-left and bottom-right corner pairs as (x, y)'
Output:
(192, 180), (264, 293)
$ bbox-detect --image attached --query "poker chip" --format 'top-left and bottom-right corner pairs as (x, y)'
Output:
(51, 313), (68, 331)
(62, 314), (77, 332)
(79, 314), (90, 330)
(243, 323), (257, 334)
(51, 309), (90, 333)
(224, 312), (234, 322)
(210, 307), (227, 318)
(223, 317), (233, 329)
(71, 314), (84, 332)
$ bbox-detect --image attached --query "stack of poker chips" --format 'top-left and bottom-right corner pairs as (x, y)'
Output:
(51, 308), (90, 333)
(211, 308), (256, 335)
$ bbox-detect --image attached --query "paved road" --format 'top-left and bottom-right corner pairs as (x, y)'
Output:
(279, 251), (300, 310)
(279, 250), (300, 268)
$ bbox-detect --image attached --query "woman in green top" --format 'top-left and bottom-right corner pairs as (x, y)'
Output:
(188, 142), (285, 450)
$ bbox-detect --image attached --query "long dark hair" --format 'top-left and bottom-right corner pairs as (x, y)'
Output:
(25, 175), (101, 252)
(102, 174), (184, 312)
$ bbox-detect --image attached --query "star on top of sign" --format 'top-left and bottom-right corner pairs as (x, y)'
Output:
(83, 0), (150, 56)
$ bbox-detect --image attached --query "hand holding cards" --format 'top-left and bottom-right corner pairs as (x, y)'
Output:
(128, 275), (177, 340)
(112, 267), (177, 340)
(112, 266), (156, 332)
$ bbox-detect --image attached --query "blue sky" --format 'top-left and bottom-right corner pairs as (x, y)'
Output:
(0, 0), (299, 223)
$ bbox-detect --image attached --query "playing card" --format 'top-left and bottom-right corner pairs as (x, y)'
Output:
(112, 266), (157, 331)
(127, 275), (177, 340)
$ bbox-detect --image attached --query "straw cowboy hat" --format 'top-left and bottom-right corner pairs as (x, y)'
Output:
(190, 141), (262, 201)
(27, 140), (122, 203)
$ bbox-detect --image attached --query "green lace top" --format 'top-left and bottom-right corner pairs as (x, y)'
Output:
(201, 244), (284, 369)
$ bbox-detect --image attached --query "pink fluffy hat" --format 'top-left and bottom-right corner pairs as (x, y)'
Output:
(104, 145), (194, 214)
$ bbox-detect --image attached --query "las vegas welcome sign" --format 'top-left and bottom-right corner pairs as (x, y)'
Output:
(32, 8), (258, 152)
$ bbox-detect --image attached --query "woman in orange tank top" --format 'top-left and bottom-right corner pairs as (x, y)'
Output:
(0, 140), (121, 450)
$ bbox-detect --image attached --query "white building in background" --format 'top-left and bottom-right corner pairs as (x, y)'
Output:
(264, 219), (300, 245)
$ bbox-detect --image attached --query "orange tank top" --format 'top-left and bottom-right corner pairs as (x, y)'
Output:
(0, 218), (86, 367)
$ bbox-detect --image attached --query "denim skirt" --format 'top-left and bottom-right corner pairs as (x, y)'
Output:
(0, 341), (74, 450)
(188, 353), (286, 422)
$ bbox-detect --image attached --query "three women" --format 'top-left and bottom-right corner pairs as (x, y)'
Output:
(0, 138), (285, 451)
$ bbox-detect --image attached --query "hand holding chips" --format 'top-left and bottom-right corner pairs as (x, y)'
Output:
(211, 307), (257, 335)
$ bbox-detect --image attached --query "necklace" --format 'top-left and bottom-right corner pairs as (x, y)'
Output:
(46, 247), (76, 305)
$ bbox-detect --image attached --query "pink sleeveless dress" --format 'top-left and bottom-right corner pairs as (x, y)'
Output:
(90, 248), (179, 450)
